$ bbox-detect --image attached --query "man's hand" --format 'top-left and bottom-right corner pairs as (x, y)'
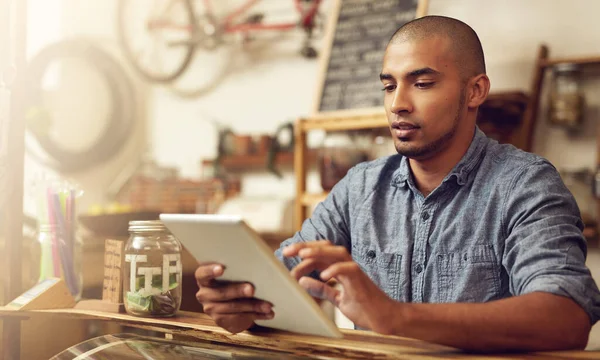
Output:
(283, 240), (395, 333)
(195, 263), (274, 334)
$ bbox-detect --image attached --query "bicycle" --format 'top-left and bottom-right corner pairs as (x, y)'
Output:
(118, 0), (324, 96)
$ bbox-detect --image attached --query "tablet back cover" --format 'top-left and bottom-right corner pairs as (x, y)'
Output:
(160, 214), (342, 338)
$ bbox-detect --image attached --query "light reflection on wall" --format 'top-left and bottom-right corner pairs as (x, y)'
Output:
(27, 0), (62, 59)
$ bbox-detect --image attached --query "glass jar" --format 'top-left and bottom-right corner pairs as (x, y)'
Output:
(548, 63), (585, 130)
(319, 130), (371, 191)
(34, 223), (83, 301)
(123, 220), (182, 317)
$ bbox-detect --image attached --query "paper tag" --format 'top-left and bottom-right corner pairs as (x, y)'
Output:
(103, 239), (125, 303)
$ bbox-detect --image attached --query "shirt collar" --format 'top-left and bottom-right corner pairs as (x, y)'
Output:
(392, 127), (487, 187)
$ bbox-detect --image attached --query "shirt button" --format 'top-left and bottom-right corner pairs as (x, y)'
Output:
(421, 211), (430, 221)
(367, 250), (376, 259)
(415, 264), (423, 274)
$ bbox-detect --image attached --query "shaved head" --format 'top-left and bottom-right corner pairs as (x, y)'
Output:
(389, 16), (486, 80)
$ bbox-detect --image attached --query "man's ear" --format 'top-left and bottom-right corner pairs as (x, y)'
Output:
(466, 74), (490, 108)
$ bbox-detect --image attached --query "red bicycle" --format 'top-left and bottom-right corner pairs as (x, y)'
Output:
(118, 0), (324, 87)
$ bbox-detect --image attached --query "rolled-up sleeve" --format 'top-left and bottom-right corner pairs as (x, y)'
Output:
(502, 159), (600, 324)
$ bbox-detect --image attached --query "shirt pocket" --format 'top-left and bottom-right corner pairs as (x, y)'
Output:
(353, 246), (402, 300)
(436, 244), (501, 303)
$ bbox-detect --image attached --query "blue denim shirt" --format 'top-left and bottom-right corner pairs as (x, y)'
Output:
(275, 128), (600, 324)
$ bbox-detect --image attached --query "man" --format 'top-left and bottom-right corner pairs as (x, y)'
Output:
(195, 16), (600, 352)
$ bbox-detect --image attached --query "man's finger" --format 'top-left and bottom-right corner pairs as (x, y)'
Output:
(297, 245), (351, 262)
(298, 276), (339, 305)
(214, 311), (276, 333)
(202, 299), (273, 315)
(195, 263), (225, 287)
(282, 240), (332, 257)
(213, 313), (262, 334)
(196, 282), (255, 302)
(320, 261), (361, 282)
(290, 258), (326, 280)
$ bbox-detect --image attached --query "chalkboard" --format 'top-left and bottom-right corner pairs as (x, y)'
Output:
(314, 0), (428, 115)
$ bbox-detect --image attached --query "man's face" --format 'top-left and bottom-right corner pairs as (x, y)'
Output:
(380, 36), (466, 160)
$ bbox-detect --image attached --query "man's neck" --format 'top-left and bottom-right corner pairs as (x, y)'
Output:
(408, 127), (475, 197)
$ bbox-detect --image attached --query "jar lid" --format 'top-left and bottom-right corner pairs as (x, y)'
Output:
(128, 220), (168, 232)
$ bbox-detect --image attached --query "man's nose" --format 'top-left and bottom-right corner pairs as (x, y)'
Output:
(390, 88), (413, 114)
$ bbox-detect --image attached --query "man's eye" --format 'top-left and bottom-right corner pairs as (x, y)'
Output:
(415, 82), (434, 89)
(381, 85), (396, 92)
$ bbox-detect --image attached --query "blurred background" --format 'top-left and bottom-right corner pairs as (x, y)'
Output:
(2, 0), (600, 358)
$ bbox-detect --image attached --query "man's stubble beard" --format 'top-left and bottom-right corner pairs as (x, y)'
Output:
(395, 88), (466, 159)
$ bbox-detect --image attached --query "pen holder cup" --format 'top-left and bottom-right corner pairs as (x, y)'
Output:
(31, 177), (84, 301)
(34, 223), (83, 301)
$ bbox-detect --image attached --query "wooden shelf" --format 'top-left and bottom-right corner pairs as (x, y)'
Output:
(301, 193), (329, 206)
(299, 111), (388, 131)
(203, 150), (318, 172)
(294, 111), (388, 230)
(2, 307), (597, 359)
(1, 307), (598, 359)
(0, 308), (442, 359)
(542, 55), (600, 68)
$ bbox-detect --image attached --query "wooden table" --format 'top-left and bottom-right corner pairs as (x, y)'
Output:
(1, 307), (599, 359)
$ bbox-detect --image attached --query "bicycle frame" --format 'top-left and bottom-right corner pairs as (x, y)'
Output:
(149, 0), (322, 33)
(217, 0), (322, 33)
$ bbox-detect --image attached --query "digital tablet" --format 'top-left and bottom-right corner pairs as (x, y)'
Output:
(159, 213), (343, 338)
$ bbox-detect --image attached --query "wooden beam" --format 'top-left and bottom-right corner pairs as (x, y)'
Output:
(294, 119), (308, 231)
(519, 44), (549, 152)
(416, 0), (430, 18)
(2, 0), (27, 358)
(311, 0), (342, 115)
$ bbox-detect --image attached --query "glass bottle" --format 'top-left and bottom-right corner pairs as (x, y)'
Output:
(123, 220), (182, 317)
(548, 63), (585, 130)
(35, 223), (83, 301)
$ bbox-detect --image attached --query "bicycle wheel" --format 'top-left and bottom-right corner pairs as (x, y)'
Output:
(15, 39), (135, 172)
(167, 1), (237, 98)
(118, 0), (196, 83)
